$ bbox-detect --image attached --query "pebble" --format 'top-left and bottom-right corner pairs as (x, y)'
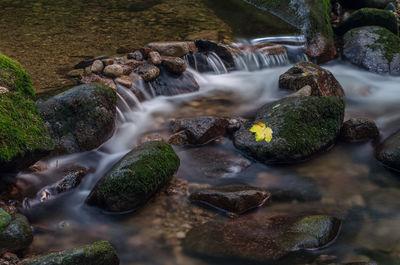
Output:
(90, 59), (104, 73)
(103, 64), (124, 78)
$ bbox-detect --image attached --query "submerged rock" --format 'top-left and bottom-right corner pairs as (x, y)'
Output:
(336, 8), (398, 36)
(0, 53), (53, 174)
(0, 214), (33, 255)
(183, 213), (341, 263)
(86, 141), (180, 212)
(189, 185), (271, 216)
(150, 66), (199, 96)
(36, 83), (117, 154)
(233, 96), (345, 164)
(343, 26), (400, 75)
(279, 62), (345, 99)
(19, 240), (119, 265)
(162, 56), (187, 74)
(376, 129), (400, 171)
(169, 117), (229, 145)
(340, 118), (379, 142)
(194, 40), (235, 69)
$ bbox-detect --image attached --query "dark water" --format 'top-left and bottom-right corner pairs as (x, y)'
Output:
(1, 1), (399, 264)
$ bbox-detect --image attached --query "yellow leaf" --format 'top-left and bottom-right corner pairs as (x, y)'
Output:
(302, 72), (309, 77)
(249, 122), (273, 143)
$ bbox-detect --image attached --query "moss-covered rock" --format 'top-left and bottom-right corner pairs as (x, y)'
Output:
(36, 83), (117, 154)
(336, 8), (398, 36)
(245, 0), (336, 63)
(19, 240), (119, 265)
(183, 213), (341, 263)
(375, 129), (400, 171)
(233, 96), (344, 164)
(0, 53), (54, 174)
(0, 209), (12, 232)
(343, 26), (400, 75)
(0, 214), (33, 255)
(86, 141), (180, 212)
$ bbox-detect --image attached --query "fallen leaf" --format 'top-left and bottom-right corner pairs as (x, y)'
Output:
(249, 122), (273, 143)
(272, 104), (281, 109)
(302, 72), (309, 77)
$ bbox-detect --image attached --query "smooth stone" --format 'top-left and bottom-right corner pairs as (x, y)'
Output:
(189, 184), (271, 215)
(19, 240), (119, 265)
(66, 69), (84, 78)
(287, 85), (313, 97)
(103, 64), (124, 78)
(137, 64), (160, 81)
(102, 58), (114, 66)
(150, 66), (199, 96)
(147, 41), (190, 57)
(90, 59), (104, 73)
(162, 56), (187, 74)
(127, 50), (143, 61)
(279, 62), (345, 99)
(0, 86), (9, 94)
(81, 73), (117, 90)
(376, 129), (400, 171)
(74, 55), (108, 69)
(148, 51), (162, 65)
(195, 40), (235, 69)
(86, 141), (180, 212)
(0, 214), (33, 255)
(340, 118), (379, 142)
(115, 75), (133, 88)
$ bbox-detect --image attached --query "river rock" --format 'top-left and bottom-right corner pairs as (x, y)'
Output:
(279, 62), (345, 99)
(162, 56), (187, 74)
(90, 59), (104, 73)
(0, 214), (33, 255)
(287, 85), (313, 97)
(183, 213), (341, 263)
(151, 66), (199, 96)
(36, 83), (117, 154)
(103, 64), (124, 78)
(19, 240), (119, 265)
(115, 75), (133, 88)
(343, 26), (400, 75)
(339, 0), (394, 9)
(86, 141), (180, 212)
(233, 96), (345, 164)
(189, 185), (271, 216)
(137, 64), (160, 81)
(376, 129), (400, 171)
(147, 41), (191, 57)
(340, 118), (379, 142)
(0, 53), (53, 174)
(148, 51), (162, 65)
(195, 40), (235, 69)
(74, 55), (108, 69)
(336, 8), (398, 36)
(81, 73), (117, 90)
(170, 117), (229, 145)
(127, 50), (143, 61)
(102, 58), (114, 66)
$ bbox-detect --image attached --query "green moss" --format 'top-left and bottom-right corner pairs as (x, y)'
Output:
(0, 209), (12, 232)
(367, 27), (400, 62)
(337, 8), (398, 36)
(278, 97), (344, 157)
(0, 52), (34, 97)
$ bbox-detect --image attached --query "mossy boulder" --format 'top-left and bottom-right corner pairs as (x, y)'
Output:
(343, 26), (400, 75)
(0, 53), (54, 174)
(336, 8), (398, 36)
(36, 83), (117, 154)
(0, 209), (12, 232)
(0, 214), (33, 255)
(183, 213), (341, 263)
(86, 141), (180, 212)
(19, 240), (119, 265)
(245, 0), (336, 63)
(375, 129), (400, 171)
(233, 96), (345, 164)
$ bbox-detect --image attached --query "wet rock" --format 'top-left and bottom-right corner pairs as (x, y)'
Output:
(162, 56), (187, 74)
(170, 117), (229, 145)
(189, 185), (271, 216)
(0, 214), (33, 255)
(287, 85), (313, 97)
(147, 41), (191, 57)
(66, 69), (83, 78)
(233, 96), (344, 164)
(149, 51), (162, 65)
(168, 131), (189, 146)
(183, 213), (341, 263)
(0, 54), (53, 174)
(37, 83), (117, 154)
(0, 209), (12, 231)
(90, 59), (104, 73)
(86, 141), (180, 212)
(115, 75), (133, 88)
(376, 129), (400, 171)
(195, 40), (235, 69)
(384, 2), (397, 12)
(124, 59), (145, 71)
(253, 43), (287, 55)
(137, 64), (160, 81)
(102, 58), (114, 66)
(343, 26), (400, 75)
(74, 55), (108, 69)
(81, 73), (117, 90)
(340, 118), (379, 142)
(127, 50), (143, 61)
(19, 240), (119, 265)
(150, 66), (199, 96)
(103, 64), (123, 78)
(339, 0), (394, 9)
(279, 62), (345, 99)
(336, 8), (398, 36)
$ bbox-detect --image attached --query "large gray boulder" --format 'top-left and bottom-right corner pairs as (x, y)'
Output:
(37, 83), (117, 154)
(0, 212), (33, 255)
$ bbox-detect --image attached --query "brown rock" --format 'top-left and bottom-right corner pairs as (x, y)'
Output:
(66, 69), (84, 78)
(90, 60), (104, 73)
(279, 62), (345, 99)
(340, 118), (379, 142)
(81, 74), (116, 90)
(103, 64), (123, 78)
(127, 50), (143, 61)
(168, 131), (189, 146)
(253, 43), (287, 55)
(149, 51), (162, 65)
(287, 85), (313, 97)
(139, 47), (153, 59)
(115, 75), (133, 88)
(306, 34), (337, 64)
(102, 58), (114, 66)
(162, 56), (187, 74)
(147, 41), (190, 57)
(124, 59), (145, 70)
(137, 64), (160, 81)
